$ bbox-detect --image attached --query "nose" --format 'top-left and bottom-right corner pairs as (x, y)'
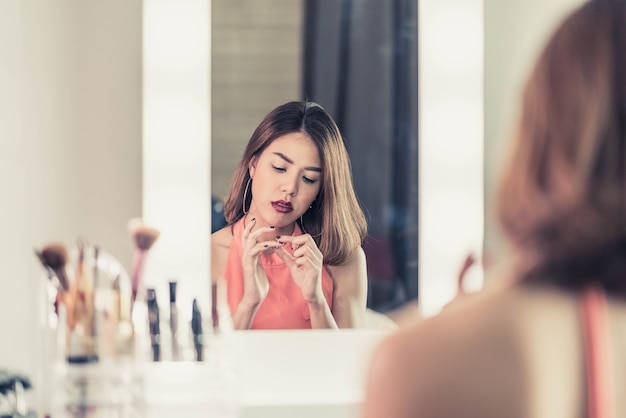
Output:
(281, 174), (299, 196)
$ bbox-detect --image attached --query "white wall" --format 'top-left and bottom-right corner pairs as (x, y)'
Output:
(418, 0), (484, 317)
(143, 0), (212, 327)
(0, 0), (142, 392)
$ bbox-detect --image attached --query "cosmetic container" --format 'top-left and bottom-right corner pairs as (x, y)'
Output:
(40, 245), (145, 418)
(40, 248), (240, 417)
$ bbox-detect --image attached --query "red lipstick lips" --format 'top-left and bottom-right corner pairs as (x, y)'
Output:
(272, 200), (293, 213)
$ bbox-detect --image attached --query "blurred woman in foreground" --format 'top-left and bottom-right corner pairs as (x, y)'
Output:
(363, 1), (626, 417)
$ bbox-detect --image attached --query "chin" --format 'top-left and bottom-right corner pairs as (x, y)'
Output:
(264, 213), (296, 228)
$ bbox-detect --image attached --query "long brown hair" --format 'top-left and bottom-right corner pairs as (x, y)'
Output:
(224, 101), (367, 265)
(497, 0), (626, 294)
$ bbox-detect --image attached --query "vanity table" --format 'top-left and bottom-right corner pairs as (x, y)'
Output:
(228, 329), (389, 418)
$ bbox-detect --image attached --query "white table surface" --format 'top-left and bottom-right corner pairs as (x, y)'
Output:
(43, 328), (391, 418)
(227, 329), (389, 418)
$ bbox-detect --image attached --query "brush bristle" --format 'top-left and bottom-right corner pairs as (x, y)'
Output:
(132, 225), (160, 251)
(41, 243), (69, 269)
(128, 218), (160, 251)
(40, 242), (70, 291)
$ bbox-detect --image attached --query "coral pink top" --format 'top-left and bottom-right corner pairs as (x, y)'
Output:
(223, 217), (334, 329)
(581, 285), (613, 418)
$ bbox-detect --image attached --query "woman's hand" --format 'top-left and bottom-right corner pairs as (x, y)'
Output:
(240, 218), (281, 307)
(274, 233), (325, 303)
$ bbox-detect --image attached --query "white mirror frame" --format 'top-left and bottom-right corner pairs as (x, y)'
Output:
(143, 0), (212, 317)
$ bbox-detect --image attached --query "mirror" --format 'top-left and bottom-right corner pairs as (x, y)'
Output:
(211, 0), (419, 316)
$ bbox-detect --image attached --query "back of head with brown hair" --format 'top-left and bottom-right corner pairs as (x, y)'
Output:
(497, 0), (626, 295)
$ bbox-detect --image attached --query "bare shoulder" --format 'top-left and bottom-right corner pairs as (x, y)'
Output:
(364, 282), (598, 418)
(212, 225), (233, 248)
(211, 225), (233, 282)
(325, 247), (368, 327)
(325, 246), (366, 280)
(325, 247), (367, 297)
(363, 284), (530, 418)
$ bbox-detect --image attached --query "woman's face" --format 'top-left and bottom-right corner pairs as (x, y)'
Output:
(248, 132), (322, 234)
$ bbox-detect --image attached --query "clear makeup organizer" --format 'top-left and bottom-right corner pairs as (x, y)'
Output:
(39, 244), (239, 418)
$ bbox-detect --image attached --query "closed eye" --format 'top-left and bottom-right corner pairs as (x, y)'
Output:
(272, 164), (318, 184)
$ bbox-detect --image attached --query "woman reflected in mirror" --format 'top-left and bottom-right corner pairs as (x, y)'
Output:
(211, 101), (368, 330)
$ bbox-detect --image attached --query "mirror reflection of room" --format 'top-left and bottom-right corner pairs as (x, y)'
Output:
(212, 0), (418, 328)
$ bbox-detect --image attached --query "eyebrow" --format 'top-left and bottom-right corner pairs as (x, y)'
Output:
(273, 152), (322, 172)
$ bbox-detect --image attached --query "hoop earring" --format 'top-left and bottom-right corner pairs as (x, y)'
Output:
(242, 177), (252, 215)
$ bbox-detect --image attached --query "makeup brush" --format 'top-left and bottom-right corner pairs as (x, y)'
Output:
(39, 243), (71, 292)
(169, 280), (180, 360)
(68, 238), (97, 362)
(191, 298), (203, 362)
(39, 242), (79, 358)
(146, 288), (161, 362)
(128, 219), (160, 309)
(35, 249), (63, 327)
(74, 239), (94, 321)
(35, 250), (53, 280)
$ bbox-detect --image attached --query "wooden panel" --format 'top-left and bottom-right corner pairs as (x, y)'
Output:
(212, 0), (303, 200)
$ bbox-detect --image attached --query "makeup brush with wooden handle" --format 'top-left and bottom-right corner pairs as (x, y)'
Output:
(71, 239), (97, 357)
(128, 219), (160, 310)
(38, 242), (80, 356)
(39, 243), (71, 292)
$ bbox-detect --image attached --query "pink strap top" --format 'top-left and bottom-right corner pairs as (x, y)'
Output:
(581, 285), (613, 418)
(223, 217), (334, 329)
